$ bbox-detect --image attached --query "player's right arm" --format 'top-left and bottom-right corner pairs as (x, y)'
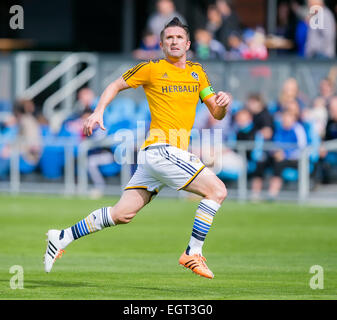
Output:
(83, 77), (130, 136)
(84, 61), (151, 136)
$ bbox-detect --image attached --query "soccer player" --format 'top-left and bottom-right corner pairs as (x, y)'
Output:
(44, 17), (232, 279)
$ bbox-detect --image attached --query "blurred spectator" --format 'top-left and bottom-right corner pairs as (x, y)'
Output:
(323, 96), (337, 140)
(317, 77), (336, 107)
(59, 107), (93, 141)
(194, 28), (226, 60)
(146, 0), (186, 41)
(0, 113), (18, 179)
(276, 78), (308, 113)
(226, 31), (248, 60)
(215, 0), (240, 49)
(335, 3), (337, 55)
(58, 87), (99, 135)
(324, 96), (337, 141)
(318, 96), (337, 183)
(234, 108), (256, 141)
(191, 102), (231, 166)
(284, 99), (302, 122)
(231, 109), (256, 166)
(300, 77), (335, 138)
(241, 28), (268, 60)
(60, 106), (116, 193)
(327, 66), (337, 91)
(268, 110), (307, 199)
(305, 0), (336, 58)
(291, 1), (309, 57)
(302, 97), (328, 138)
(205, 5), (224, 41)
(276, 1), (297, 42)
(133, 30), (162, 60)
(244, 94), (274, 200)
(266, 1), (309, 55)
(72, 87), (98, 118)
(13, 99), (42, 171)
(88, 147), (116, 199)
(246, 93), (274, 140)
(193, 101), (232, 141)
(212, 108), (256, 181)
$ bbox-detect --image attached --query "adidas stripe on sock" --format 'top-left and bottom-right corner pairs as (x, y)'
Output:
(61, 207), (114, 247)
(187, 199), (221, 256)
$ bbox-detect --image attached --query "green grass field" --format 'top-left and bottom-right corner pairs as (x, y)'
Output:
(0, 194), (337, 300)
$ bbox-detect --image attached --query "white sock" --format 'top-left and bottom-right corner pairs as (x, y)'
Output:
(187, 199), (221, 256)
(60, 207), (115, 248)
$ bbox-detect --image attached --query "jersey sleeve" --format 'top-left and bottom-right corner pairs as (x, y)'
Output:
(122, 61), (151, 88)
(198, 66), (215, 102)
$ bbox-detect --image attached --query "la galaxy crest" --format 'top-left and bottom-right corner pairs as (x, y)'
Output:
(191, 71), (199, 81)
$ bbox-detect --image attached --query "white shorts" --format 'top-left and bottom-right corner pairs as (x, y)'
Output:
(125, 144), (205, 195)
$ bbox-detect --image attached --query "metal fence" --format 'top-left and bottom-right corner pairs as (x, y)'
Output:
(1, 135), (337, 204)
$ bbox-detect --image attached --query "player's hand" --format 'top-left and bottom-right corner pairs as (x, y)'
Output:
(83, 111), (106, 136)
(215, 91), (232, 108)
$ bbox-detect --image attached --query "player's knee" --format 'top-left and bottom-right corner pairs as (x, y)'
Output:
(209, 182), (227, 204)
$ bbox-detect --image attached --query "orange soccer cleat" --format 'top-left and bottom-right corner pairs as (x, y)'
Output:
(179, 251), (214, 279)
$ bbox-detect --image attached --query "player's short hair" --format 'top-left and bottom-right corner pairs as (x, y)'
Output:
(160, 17), (190, 42)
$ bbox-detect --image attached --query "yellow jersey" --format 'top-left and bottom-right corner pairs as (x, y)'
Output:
(122, 59), (215, 150)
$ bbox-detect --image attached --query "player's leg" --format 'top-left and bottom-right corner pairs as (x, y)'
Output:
(178, 167), (227, 279)
(182, 166), (227, 203)
(182, 166), (226, 251)
(110, 188), (155, 224)
(153, 145), (226, 278)
(44, 188), (153, 273)
(65, 188), (153, 242)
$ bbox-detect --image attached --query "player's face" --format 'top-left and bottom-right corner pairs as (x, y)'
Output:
(160, 26), (191, 59)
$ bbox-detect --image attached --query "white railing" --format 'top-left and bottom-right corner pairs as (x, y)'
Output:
(14, 52), (98, 131)
(42, 65), (97, 132)
(2, 137), (336, 203)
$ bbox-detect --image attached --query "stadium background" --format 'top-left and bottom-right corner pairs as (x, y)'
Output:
(0, 0), (337, 301)
(0, 0), (336, 203)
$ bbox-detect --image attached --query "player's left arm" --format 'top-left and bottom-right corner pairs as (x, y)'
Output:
(198, 65), (232, 120)
(204, 91), (232, 120)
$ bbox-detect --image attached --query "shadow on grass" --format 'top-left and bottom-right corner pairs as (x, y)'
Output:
(0, 279), (96, 289)
(124, 285), (195, 294)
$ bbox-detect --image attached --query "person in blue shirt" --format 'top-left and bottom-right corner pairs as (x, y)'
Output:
(268, 110), (307, 199)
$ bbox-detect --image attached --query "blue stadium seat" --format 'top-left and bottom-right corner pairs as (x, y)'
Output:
(39, 124), (79, 179)
(104, 97), (136, 127)
(19, 156), (38, 174)
(325, 152), (337, 165)
(39, 144), (65, 179)
(0, 100), (12, 113)
(99, 161), (121, 177)
(0, 157), (9, 178)
(134, 99), (151, 125)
